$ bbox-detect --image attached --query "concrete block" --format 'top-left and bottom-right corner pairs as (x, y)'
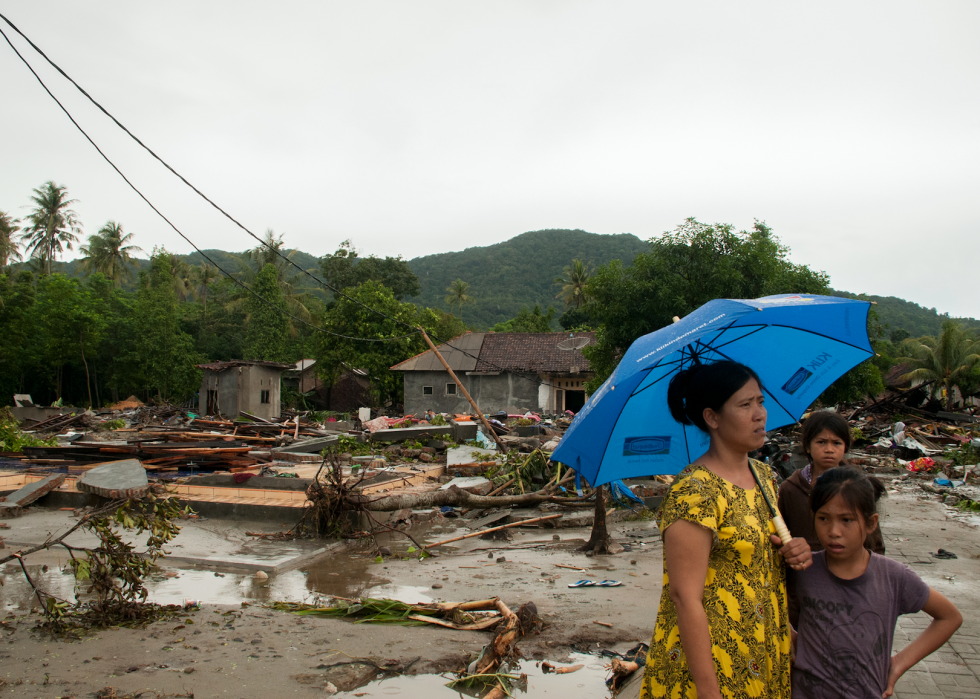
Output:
(440, 477), (492, 495)
(0, 473), (66, 517)
(451, 420), (478, 441)
(77, 459), (148, 499)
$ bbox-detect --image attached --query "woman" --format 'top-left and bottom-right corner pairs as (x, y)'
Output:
(642, 361), (812, 699)
(777, 410), (885, 554)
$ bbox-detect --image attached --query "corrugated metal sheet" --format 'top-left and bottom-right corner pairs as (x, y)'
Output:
(391, 332), (485, 371)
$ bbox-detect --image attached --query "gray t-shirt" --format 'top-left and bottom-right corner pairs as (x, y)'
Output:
(790, 551), (930, 699)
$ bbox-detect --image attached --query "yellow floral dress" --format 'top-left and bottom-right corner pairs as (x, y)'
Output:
(640, 462), (791, 699)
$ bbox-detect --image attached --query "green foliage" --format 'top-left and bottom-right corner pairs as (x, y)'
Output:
(833, 290), (980, 339)
(243, 263), (289, 361)
(410, 229), (648, 329)
(19, 181), (82, 276)
(896, 320), (980, 410)
(819, 308), (890, 405)
(492, 304), (556, 332)
(102, 419), (126, 430)
(944, 443), (979, 467)
(0, 210), (22, 270)
(320, 239), (421, 300)
(131, 251), (202, 401)
(313, 280), (452, 405)
(554, 259), (593, 308)
(79, 221), (143, 284)
(444, 279), (473, 321)
(429, 413), (447, 426)
(33, 495), (190, 635)
(582, 219), (830, 390)
(0, 406), (58, 451)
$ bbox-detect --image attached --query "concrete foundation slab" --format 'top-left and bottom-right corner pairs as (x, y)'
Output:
(0, 473), (66, 517)
(76, 459), (148, 499)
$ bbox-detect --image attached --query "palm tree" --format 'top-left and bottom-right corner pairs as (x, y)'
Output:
(0, 210), (22, 271)
(230, 230), (313, 336)
(165, 253), (193, 301)
(554, 259), (592, 308)
(193, 262), (220, 318)
(444, 279), (473, 321)
(897, 320), (980, 410)
(79, 221), (144, 284)
(19, 181), (82, 275)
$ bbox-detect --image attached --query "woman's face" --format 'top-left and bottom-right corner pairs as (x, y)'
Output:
(808, 428), (847, 475)
(704, 378), (767, 452)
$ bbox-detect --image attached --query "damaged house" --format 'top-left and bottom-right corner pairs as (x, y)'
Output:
(196, 360), (292, 420)
(392, 331), (595, 416)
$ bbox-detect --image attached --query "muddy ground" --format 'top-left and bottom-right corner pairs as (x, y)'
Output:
(1, 483), (978, 698)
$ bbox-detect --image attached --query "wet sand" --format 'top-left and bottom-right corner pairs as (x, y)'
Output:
(1, 488), (978, 698)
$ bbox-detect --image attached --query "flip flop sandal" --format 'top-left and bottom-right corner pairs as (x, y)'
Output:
(597, 580), (623, 587)
(567, 580), (597, 588)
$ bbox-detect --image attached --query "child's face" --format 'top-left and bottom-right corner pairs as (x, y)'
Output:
(814, 493), (878, 563)
(808, 429), (847, 473)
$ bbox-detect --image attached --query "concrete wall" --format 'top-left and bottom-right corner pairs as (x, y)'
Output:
(198, 366), (281, 419)
(239, 365), (282, 420)
(402, 370), (541, 415)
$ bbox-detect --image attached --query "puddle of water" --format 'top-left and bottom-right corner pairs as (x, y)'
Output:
(335, 654), (612, 699)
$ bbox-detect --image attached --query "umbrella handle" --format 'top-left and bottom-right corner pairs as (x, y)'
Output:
(772, 514), (792, 546)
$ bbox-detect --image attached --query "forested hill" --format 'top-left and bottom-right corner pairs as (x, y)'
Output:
(831, 290), (980, 339)
(407, 229), (649, 328)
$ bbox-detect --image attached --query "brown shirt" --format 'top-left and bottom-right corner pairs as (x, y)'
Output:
(777, 468), (886, 627)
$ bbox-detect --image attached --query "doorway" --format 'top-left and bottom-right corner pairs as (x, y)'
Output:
(564, 390), (586, 413)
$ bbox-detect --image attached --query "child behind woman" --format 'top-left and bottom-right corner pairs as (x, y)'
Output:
(791, 467), (961, 698)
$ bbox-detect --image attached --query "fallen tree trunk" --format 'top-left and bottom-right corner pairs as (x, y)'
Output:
(351, 484), (593, 511)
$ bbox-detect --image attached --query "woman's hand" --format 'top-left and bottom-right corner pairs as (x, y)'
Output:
(770, 535), (812, 571)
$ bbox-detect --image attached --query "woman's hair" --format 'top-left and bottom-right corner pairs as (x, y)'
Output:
(666, 360), (763, 432)
(810, 466), (885, 524)
(800, 411), (851, 463)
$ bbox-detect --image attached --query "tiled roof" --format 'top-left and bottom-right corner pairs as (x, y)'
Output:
(195, 360), (293, 372)
(475, 332), (595, 373)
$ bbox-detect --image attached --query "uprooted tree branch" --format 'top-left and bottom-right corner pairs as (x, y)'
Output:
(0, 492), (193, 635)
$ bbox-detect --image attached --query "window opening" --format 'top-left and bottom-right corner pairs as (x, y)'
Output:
(260, 390), (270, 404)
(446, 383), (457, 395)
(423, 386), (433, 395)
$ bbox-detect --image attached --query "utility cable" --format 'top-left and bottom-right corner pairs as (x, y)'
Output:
(0, 23), (417, 345)
(0, 13), (573, 392)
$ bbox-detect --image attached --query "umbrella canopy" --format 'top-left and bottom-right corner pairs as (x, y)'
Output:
(552, 294), (873, 486)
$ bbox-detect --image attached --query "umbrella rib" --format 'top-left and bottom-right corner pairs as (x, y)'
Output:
(707, 325), (769, 352)
(763, 324), (875, 355)
(708, 345), (799, 421)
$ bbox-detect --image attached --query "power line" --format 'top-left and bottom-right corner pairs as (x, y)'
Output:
(0, 23), (418, 345)
(0, 13), (576, 393)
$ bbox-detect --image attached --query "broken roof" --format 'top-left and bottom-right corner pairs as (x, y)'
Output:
(195, 360), (293, 372)
(391, 331), (595, 374)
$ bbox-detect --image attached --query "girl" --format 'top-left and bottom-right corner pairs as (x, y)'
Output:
(778, 411), (885, 555)
(791, 467), (962, 698)
(642, 361), (812, 699)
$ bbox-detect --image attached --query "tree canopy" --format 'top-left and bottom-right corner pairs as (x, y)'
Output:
(581, 218), (831, 389)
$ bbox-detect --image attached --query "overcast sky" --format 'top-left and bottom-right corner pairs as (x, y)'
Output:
(2, 2), (978, 316)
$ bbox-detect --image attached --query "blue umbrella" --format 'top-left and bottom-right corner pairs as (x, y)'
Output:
(552, 294), (873, 486)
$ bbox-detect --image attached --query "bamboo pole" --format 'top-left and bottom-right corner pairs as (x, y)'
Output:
(418, 328), (508, 452)
(424, 513), (562, 548)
